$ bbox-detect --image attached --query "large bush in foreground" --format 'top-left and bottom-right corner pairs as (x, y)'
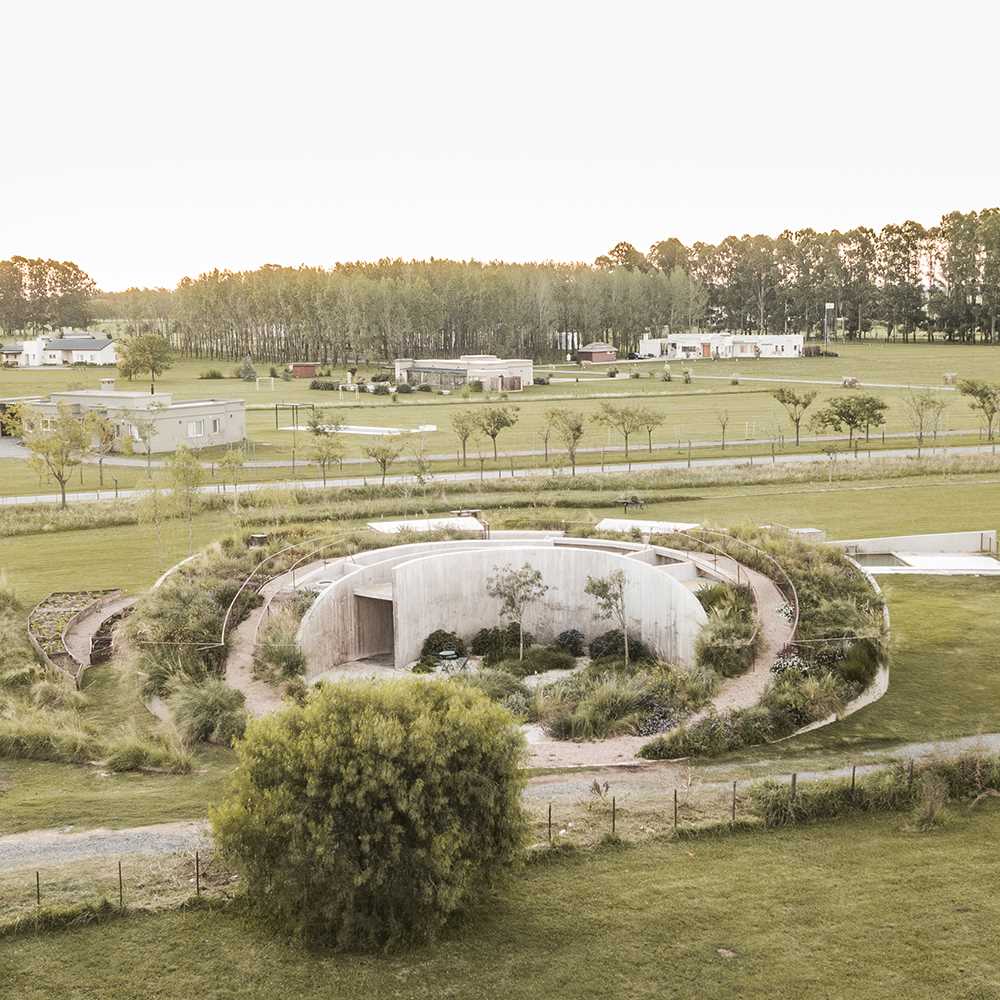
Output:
(212, 679), (526, 950)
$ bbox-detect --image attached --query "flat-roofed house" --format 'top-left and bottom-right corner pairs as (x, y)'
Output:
(394, 355), (533, 391)
(27, 385), (245, 453)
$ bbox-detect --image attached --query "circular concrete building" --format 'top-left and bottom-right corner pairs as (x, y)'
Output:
(295, 532), (720, 676)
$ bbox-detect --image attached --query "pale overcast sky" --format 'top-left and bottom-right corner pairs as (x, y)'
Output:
(3, 0), (998, 290)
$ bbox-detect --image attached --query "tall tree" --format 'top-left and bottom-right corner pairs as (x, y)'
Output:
(958, 380), (1000, 440)
(22, 403), (89, 509)
(118, 333), (174, 394)
(771, 388), (817, 446)
(592, 402), (647, 460)
(474, 406), (519, 460)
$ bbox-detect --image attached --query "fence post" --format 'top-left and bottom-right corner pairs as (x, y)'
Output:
(851, 764), (857, 798)
(547, 803), (552, 844)
(118, 860), (124, 910)
(195, 851), (201, 897)
(790, 772), (797, 801)
(673, 788), (678, 831)
(731, 781), (737, 823)
(611, 797), (616, 835)
(908, 759), (914, 791)
(36, 871), (40, 908)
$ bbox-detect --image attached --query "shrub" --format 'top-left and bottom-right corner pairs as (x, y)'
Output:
(309, 379), (339, 390)
(200, 369), (225, 380)
(554, 628), (585, 657)
(372, 383), (390, 395)
(695, 612), (759, 678)
(30, 679), (88, 711)
(470, 624), (534, 663)
(588, 629), (653, 663)
(411, 656), (437, 674)
(211, 679), (526, 950)
(254, 608), (307, 681)
(534, 376), (549, 385)
(416, 383), (433, 392)
(455, 669), (530, 706)
(534, 664), (715, 741)
(420, 629), (466, 658)
(103, 725), (192, 773)
(493, 645), (575, 678)
(469, 379), (484, 392)
(0, 707), (100, 763)
(638, 705), (773, 759)
(396, 383), (414, 394)
(169, 679), (248, 746)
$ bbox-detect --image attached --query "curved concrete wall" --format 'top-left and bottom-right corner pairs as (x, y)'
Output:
(391, 546), (707, 667)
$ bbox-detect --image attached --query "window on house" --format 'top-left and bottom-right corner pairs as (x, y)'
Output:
(210, 418), (221, 434)
(188, 420), (205, 438)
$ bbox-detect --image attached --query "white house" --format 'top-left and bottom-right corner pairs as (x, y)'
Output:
(638, 333), (803, 360)
(14, 333), (118, 367)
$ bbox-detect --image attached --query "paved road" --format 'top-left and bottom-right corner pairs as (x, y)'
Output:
(2, 441), (997, 507)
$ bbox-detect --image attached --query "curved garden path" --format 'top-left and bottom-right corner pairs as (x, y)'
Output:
(62, 594), (137, 673)
(523, 554), (795, 768)
(224, 559), (331, 717)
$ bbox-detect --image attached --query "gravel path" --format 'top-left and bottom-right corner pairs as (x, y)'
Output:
(5, 732), (1000, 869)
(0, 821), (209, 871)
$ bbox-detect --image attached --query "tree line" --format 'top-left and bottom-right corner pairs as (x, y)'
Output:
(0, 256), (96, 334)
(7, 205), (1000, 359)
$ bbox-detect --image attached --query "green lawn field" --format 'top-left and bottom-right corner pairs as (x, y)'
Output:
(4, 808), (1000, 1000)
(3, 344), (999, 489)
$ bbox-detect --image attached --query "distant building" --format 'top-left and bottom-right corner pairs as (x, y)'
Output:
(576, 342), (617, 363)
(638, 333), (803, 360)
(9, 333), (118, 367)
(1, 344), (21, 367)
(394, 355), (533, 391)
(27, 385), (245, 453)
(289, 362), (320, 379)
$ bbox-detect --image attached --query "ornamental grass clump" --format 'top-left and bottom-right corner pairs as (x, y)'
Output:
(212, 679), (526, 951)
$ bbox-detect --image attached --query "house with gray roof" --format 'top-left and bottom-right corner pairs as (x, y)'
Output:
(15, 333), (117, 367)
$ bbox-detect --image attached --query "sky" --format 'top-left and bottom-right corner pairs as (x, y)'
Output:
(3, 0), (999, 291)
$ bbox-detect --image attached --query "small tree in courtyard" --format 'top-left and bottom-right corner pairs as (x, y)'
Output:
(486, 562), (550, 660)
(637, 405), (664, 453)
(585, 569), (631, 667)
(166, 445), (205, 553)
(211, 680), (526, 950)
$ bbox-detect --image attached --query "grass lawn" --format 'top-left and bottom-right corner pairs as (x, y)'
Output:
(4, 345), (999, 487)
(4, 808), (1000, 999)
(784, 577), (1000, 752)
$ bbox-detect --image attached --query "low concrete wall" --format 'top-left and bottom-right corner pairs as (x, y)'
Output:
(835, 530), (997, 555)
(391, 546), (707, 667)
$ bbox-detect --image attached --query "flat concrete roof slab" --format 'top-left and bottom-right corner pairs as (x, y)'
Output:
(595, 517), (700, 535)
(367, 516), (486, 535)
